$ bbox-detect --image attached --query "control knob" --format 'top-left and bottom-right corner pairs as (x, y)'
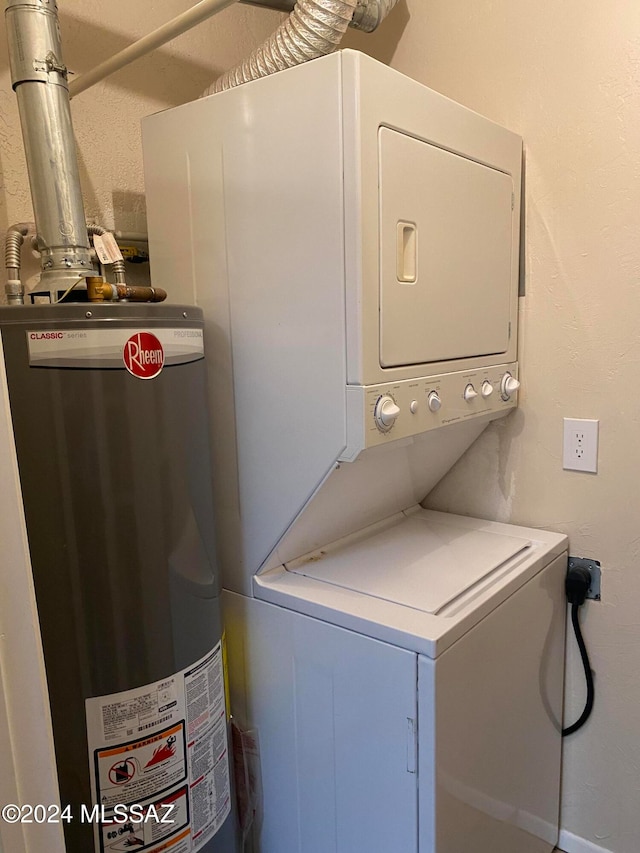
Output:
(481, 381), (494, 398)
(501, 373), (521, 400)
(428, 391), (442, 413)
(463, 384), (478, 402)
(374, 395), (400, 431)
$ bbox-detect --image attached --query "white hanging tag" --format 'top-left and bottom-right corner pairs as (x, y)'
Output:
(101, 231), (124, 262)
(92, 234), (112, 265)
(92, 233), (124, 265)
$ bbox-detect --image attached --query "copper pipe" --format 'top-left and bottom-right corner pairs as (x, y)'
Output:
(86, 278), (167, 303)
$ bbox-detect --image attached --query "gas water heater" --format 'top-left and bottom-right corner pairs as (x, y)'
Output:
(0, 303), (238, 853)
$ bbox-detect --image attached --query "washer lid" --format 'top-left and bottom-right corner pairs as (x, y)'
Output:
(288, 514), (531, 615)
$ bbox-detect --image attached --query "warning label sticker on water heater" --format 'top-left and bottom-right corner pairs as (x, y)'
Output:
(85, 641), (231, 853)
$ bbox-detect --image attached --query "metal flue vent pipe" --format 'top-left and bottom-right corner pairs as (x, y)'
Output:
(5, 0), (95, 299)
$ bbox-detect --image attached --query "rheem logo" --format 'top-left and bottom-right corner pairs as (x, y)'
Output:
(123, 332), (164, 379)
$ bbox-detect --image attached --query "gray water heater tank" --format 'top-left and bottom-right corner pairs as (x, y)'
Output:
(0, 303), (239, 853)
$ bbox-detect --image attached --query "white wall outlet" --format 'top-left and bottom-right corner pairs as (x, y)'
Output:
(563, 418), (599, 473)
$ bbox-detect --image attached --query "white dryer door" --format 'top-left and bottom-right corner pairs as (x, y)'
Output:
(379, 127), (514, 367)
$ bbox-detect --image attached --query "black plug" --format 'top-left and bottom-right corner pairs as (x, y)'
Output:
(563, 560), (596, 735)
(565, 565), (591, 606)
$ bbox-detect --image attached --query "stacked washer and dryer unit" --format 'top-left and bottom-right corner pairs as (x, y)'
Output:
(143, 51), (568, 853)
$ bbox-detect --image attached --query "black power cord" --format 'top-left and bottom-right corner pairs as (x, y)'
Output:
(562, 565), (594, 737)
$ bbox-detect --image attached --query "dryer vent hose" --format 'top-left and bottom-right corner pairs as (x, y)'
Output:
(206, 0), (398, 95)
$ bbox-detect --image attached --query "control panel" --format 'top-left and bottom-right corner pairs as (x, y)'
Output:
(345, 363), (519, 454)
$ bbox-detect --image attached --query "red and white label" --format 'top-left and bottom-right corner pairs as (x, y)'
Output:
(27, 327), (204, 369)
(86, 641), (230, 853)
(123, 332), (165, 379)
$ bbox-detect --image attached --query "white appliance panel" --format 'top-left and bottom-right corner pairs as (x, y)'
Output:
(224, 592), (419, 853)
(289, 514), (531, 613)
(346, 362), (517, 455)
(419, 554), (565, 853)
(379, 128), (514, 367)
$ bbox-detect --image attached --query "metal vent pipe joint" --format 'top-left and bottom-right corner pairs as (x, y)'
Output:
(242, 0), (397, 32)
(5, 0), (95, 299)
(351, 0), (398, 32)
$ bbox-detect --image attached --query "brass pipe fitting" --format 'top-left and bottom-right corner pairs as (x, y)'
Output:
(86, 277), (167, 303)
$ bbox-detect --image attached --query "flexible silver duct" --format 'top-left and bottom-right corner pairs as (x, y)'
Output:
(4, 223), (33, 273)
(4, 222), (33, 304)
(207, 0), (399, 94)
(206, 0), (356, 94)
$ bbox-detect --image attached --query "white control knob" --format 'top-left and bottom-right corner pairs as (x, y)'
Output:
(463, 384), (478, 402)
(410, 400), (418, 414)
(501, 373), (521, 400)
(481, 381), (494, 398)
(428, 391), (442, 413)
(374, 395), (400, 431)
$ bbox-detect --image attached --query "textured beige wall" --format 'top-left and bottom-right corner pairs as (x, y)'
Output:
(346, 3), (640, 852)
